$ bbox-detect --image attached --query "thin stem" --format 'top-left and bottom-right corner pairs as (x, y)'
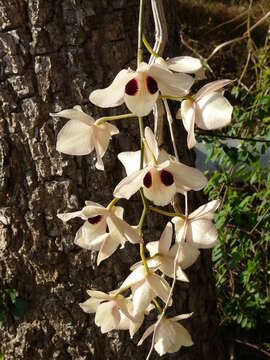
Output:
(149, 205), (185, 219)
(107, 198), (119, 211)
(159, 95), (182, 101)
(137, 0), (145, 67)
(152, 298), (162, 314)
(95, 113), (136, 126)
(142, 34), (159, 58)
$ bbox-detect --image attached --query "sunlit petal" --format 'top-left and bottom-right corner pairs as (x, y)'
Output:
(181, 100), (196, 149)
(118, 151), (141, 176)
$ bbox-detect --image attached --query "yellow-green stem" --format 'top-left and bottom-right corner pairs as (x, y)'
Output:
(107, 197), (119, 211)
(159, 95), (182, 101)
(95, 113), (136, 126)
(149, 206), (185, 219)
(142, 34), (159, 58)
(152, 298), (162, 314)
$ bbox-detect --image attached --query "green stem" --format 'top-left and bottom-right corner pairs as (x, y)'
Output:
(142, 34), (159, 58)
(152, 298), (163, 314)
(137, 0), (145, 67)
(95, 113), (136, 126)
(159, 95), (182, 101)
(107, 198), (119, 211)
(149, 206), (185, 219)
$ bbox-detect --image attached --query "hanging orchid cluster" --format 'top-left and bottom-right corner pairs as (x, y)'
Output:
(51, 2), (233, 358)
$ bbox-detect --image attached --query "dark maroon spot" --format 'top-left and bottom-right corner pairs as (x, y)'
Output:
(125, 78), (138, 96)
(88, 215), (102, 225)
(146, 76), (158, 95)
(160, 170), (174, 186)
(106, 225), (109, 233)
(143, 171), (152, 188)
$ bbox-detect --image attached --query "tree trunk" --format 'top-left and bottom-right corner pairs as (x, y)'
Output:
(0, 0), (224, 359)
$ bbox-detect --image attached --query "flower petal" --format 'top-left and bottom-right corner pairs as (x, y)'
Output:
(109, 214), (142, 244)
(95, 301), (120, 333)
(167, 56), (203, 74)
(113, 166), (151, 200)
(147, 273), (171, 305)
(56, 120), (94, 156)
(170, 313), (193, 322)
(176, 243), (200, 270)
(50, 106), (94, 126)
(120, 266), (146, 289)
(75, 226), (109, 251)
(132, 280), (154, 315)
(145, 127), (159, 161)
(187, 219), (218, 248)
(167, 161), (208, 193)
(87, 290), (111, 300)
(171, 322), (194, 348)
(181, 100), (197, 149)
(138, 324), (155, 346)
(57, 210), (85, 222)
(148, 63), (194, 96)
(189, 200), (220, 220)
(196, 92), (233, 130)
(90, 69), (134, 108)
(159, 222), (173, 254)
(146, 241), (159, 257)
(195, 79), (233, 101)
(79, 298), (101, 313)
(118, 150), (141, 176)
(97, 235), (120, 265)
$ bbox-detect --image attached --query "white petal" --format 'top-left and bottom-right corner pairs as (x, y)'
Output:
(79, 298), (101, 313)
(148, 63), (194, 96)
(138, 324), (155, 346)
(56, 120), (93, 156)
(155, 319), (177, 355)
(170, 313), (193, 322)
(181, 100), (197, 149)
(132, 280), (154, 315)
(143, 166), (176, 206)
(118, 151), (141, 176)
(87, 290), (111, 300)
(189, 200), (220, 220)
(112, 206), (124, 220)
(187, 219), (218, 248)
(196, 92), (233, 130)
(90, 69), (134, 108)
(146, 242), (159, 257)
(157, 148), (170, 164)
(113, 166), (151, 200)
(84, 201), (105, 208)
(97, 235), (120, 265)
(95, 301), (120, 333)
(80, 218), (108, 250)
(195, 79), (233, 101)
(57, 210), (85, 222)
(167, 56), (203, 74)
(81, 205), (107, 218)
(159, 222), (173, 254)
(167, 161), (208, 193)
(176, 243), (200, 270)
(120, 266), (146, 289)
(147, 273), (171, 304)
(171, 322), (193, 347)
(109, 214), (142, 244)
(145, 127), (159, 161)
(50, 106), (94, 126)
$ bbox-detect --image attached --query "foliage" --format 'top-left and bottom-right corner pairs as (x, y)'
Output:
(198, 39), (270, 332)
(0, 281), (25, 328)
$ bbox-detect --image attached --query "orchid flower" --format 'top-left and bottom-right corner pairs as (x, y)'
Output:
(176, 80), (233, 148)
(114, 127), (208, 206)
(172, 200), (220, 248)
(155, 56), (205, 79)
(50, 105), (119, 170)
(117, 298), (146, 338)
(120, 265), (171, 316)
(138, 313), (194, 356)
(131, 222), (199, 280)
(57, 201), (141, 265)
(89, 62), (194, 117)
(79, 290), (138, 334)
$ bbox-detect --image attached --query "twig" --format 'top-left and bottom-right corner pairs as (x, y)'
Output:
(234, 339), (270, 358)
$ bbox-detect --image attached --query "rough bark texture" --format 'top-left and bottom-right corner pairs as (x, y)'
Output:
(0, 1), (224, 359)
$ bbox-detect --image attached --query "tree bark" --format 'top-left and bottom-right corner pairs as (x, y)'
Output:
(0, 0), (224, 359)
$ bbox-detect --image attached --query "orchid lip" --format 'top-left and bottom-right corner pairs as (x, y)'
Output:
(143, 171), (152, 188)
(125, 78), (138, 96)
(160, 170), (174, 186)
(146, 76), (158, 95)
(88, 215), (103, 224)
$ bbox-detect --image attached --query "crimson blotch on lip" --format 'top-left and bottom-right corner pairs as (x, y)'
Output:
(125, 78), (138, 96)
(160, 170), (174, 186)
(143, 172), (152, 188)
(88, 215), (102, 224)
(146, 76), (158, 94)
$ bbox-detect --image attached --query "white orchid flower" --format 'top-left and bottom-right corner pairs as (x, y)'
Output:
(117, 298), (145, 338)
(79, 290), (137, 334)
(57, 201), (142, 265)
(50, 105), (119, 170)
(138, 313), (194, 356)
(120, 265), (171, 316)
(176, 79), (233, 148)
(89, 62), (194, 117)
(156, 56), (205, 79)
(114, 127), (208, 206)
(172, 200), (220, 248)
(131, 222), (199, 279)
